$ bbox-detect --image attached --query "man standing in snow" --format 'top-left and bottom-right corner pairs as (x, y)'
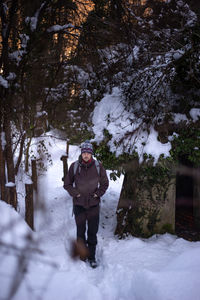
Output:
(64, 140), (109, 268)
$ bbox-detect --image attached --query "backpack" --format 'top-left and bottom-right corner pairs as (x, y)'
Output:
(73, 159), (100, 176)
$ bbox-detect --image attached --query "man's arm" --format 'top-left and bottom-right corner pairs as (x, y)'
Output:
(63, 163), (80, 197)
(95, 164), (109, 197)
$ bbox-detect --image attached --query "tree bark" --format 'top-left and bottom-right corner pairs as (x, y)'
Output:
(25, 137), (32, 173)
(0, 0), (18, 74)
(15, 132), (26, 175)
(5, 184), (17, 210)
(4, 114), (15, 183)
(31, 159), (37, 191)
(0, 132), (6, 200)
(25, 183), (34, 230)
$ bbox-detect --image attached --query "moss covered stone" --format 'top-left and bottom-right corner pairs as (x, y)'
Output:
(115, 157), (176, 238)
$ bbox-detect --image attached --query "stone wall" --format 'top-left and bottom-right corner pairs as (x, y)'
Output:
(115, 158), (176, 238)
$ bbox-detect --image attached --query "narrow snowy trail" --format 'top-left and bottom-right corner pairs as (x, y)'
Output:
(1, 136), (200, 300)
(20, 136), (200, 300)
(35, 139), (122, 268)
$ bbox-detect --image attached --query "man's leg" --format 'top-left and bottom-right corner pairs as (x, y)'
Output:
(74, 205), (87, 244)
(87, 205), (100, 261)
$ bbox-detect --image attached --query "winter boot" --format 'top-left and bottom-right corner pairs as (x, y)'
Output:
(88, 258), (98, 269)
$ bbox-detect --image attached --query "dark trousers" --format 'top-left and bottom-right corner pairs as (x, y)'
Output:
(73, 204), (100, 260)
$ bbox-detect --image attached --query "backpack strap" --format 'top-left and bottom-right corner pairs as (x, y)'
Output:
(73, 160), (79, 176)
(95, 160), (100, 176)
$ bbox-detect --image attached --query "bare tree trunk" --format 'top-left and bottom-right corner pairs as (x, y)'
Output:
(15, 132), (26, 175)
(3, 102), (18, 209)
(4, 115), (15, 183)
(0, 0), (18, 185)
(25, 137), (32, 173)
(25, 183), (34, 230)
(31, 159), (37, 191)
(0, 131), (6, 200)
(0, 0), (19, 74)
(5, 184), (17, 210)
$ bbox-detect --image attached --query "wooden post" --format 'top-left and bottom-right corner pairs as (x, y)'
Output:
(61, 155), (68, 181)
(31, 159), (37, 191)
(66, 141), (69, 156)
(5, 183), (17, 210)
(25, 183), (34, 230)
(61, 141), (69, 181)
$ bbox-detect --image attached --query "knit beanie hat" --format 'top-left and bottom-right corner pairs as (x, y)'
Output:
(81, 140), (93, 154)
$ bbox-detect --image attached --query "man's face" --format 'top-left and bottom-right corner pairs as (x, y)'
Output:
(82, 152), (92, 162)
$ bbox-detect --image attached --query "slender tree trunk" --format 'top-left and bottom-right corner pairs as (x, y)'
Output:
(5, 184), (17, 210)
(25, 137), (32, 173)
(0, 131), (6, 200)
(4, 112), (15, 183)
(25, 183), (34, 230)
(0, 0), (18, 184)
(15, 132), (26, 175)
(0, 0), (19, 74)
(31, 159), (37, 190)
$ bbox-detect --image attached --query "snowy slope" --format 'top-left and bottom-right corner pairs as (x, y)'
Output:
(1, 135), (200, 300)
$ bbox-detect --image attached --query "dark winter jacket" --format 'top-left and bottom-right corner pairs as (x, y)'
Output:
(64, 157), (109, 208)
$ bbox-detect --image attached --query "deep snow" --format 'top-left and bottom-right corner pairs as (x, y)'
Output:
(1, 135), (200, 300)
(92, 87), (200, 164)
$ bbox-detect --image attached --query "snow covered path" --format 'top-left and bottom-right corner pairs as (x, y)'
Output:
(34, 138), (200, 300)
(1, 136), (200, 300)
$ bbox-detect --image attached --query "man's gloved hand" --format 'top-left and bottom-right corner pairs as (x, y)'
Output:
(93, 193), (98, 198)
